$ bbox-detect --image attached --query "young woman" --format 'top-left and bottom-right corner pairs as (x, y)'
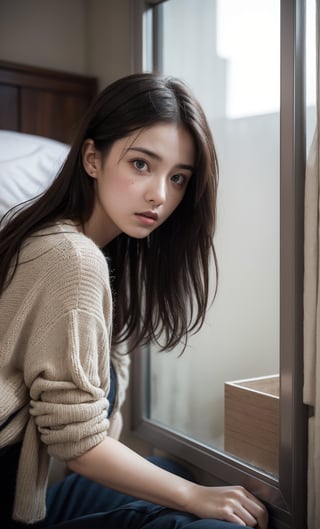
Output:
(0, 73), (268, 529)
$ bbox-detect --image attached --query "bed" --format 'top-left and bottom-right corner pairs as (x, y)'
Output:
(0, 60), (98, 217)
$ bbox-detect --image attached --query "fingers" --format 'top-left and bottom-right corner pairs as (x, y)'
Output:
(191, 484), (268, 528)
(244, 489), (269, 529)
(212, 486), (268, 529)
(232, 486), (269, 529)
(223, 505), (256, 527)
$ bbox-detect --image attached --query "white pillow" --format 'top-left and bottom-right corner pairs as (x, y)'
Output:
(0, 130), (70, 217)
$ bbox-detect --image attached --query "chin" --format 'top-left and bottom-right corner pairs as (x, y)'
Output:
(121, 224), (156, 238)
(124, 229), (154, 240)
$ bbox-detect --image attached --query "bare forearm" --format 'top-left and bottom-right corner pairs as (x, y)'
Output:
(67, 437), (268, 528)
(67, 436), (192, 511)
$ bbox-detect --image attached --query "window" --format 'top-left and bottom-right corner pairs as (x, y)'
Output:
(130, 1), (310, 527)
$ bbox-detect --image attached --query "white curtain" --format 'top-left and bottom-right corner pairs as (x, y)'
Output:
(303, 2), (320, 527)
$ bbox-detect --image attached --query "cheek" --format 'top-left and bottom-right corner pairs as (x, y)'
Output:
(100, 174), (135, 196)
(114, 173), (138, 191)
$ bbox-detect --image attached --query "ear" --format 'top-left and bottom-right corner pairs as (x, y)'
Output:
(82, 139), (100, 178)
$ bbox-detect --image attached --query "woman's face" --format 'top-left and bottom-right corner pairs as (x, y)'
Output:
(82, 122), (195, 247)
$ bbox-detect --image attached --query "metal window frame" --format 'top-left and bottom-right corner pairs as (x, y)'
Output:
(129, 1), (308, 527)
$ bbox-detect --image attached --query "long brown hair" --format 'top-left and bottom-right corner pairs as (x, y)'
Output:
(0, 73), (218, 352)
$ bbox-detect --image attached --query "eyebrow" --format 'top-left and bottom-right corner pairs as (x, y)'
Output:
(127, 147), (194, 172)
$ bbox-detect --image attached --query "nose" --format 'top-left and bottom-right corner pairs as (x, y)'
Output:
(145, 176), (166, 206)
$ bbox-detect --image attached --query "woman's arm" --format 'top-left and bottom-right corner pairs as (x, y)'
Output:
(67, 436), (268, 528)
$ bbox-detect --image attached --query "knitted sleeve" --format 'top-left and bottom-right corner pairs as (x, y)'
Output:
(28, 310), (110, 460)
(24, 235), (114, 461)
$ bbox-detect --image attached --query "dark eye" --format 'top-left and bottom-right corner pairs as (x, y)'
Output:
(170, 174), (186, 185)
(133, 160), (148, 171)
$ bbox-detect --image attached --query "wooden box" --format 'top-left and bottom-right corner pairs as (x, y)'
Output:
(224, 374), (279, 475)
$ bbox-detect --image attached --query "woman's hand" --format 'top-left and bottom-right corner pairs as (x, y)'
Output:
(186, 483), (268, 528)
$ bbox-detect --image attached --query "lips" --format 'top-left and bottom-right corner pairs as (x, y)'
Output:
(136, 210), (159, 221)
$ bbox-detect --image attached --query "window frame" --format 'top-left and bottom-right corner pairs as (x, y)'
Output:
(129, 1), (308, 527)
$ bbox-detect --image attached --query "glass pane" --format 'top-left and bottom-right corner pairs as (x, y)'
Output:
(148, 0), (281, 476)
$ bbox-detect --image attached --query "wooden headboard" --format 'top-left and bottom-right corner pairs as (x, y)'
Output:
(0, 60), (97, 144)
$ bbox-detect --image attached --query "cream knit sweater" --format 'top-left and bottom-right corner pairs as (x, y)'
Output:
(0, 223), (130, 523)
